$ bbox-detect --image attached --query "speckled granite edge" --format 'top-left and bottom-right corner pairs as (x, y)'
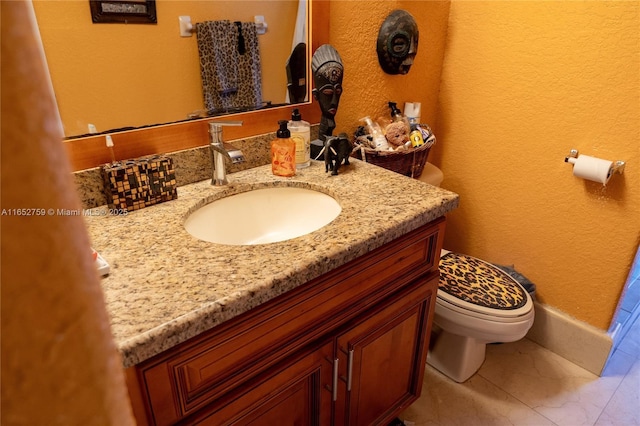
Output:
(84, 160), (458, 368)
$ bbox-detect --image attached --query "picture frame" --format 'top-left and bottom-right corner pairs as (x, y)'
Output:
(89, 0), (157, 24)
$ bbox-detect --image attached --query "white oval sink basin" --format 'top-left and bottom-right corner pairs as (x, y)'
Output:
(184, 187), (341, 245)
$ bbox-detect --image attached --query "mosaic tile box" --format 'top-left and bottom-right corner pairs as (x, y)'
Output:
(102, 155), (177, 211)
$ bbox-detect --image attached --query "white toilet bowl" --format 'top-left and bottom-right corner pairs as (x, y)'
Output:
(427, 250), (535, 383)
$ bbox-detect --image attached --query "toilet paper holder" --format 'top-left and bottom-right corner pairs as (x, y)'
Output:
(564, 149), (625, 183)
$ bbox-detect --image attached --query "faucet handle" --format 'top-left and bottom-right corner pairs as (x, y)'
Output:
(208, 120), (243, 131)
(209, 120), (243, 144)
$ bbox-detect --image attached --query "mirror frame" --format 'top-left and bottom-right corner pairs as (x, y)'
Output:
(65, 1), (329, 171)
(89, 0), (158, 24)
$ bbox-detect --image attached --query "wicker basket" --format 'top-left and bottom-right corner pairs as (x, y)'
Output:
(352, 142), (431, 178)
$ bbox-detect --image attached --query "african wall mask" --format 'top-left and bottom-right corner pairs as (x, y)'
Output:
(377, 10), (419, 75)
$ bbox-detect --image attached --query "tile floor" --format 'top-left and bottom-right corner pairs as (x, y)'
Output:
(400, 314), (639, 426)
(610, 253), (640, 357)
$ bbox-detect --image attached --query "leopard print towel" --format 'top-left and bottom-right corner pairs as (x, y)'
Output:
(196, 20), (263, 115)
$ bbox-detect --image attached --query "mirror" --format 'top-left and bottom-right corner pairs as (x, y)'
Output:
(33, 0), (311, 139)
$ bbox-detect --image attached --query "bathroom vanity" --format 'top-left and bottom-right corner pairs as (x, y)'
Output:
(84, 160), (458, 425)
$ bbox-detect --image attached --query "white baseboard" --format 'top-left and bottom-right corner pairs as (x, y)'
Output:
(525, 302), (613, 376)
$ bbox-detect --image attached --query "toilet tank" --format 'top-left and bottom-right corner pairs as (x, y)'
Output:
(417, 163), (444, 187)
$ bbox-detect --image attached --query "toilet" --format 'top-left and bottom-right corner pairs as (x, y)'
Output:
(417, 165), (535, 383)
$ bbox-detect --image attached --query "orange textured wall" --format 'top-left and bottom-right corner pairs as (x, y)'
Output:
(327, 0), (451, 138)
(434, 1), (639, 330)
(33, 0), (297, 137)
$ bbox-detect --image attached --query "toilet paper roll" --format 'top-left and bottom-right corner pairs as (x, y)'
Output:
(567, 155), (613, 184)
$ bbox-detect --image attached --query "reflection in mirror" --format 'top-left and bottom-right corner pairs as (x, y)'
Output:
(286, 42), (308, 103)
(33, 0), (308, 138)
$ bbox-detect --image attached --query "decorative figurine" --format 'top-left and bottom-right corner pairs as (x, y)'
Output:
(385, 121), (410, 148)
(312, 44), (344, 142)
(324, 133), (353, 176)
(377, 10), (419, 75)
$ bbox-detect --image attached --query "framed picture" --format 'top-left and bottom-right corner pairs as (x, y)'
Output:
(89, 0), (157, 24)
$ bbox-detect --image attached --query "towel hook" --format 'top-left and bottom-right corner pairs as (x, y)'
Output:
(179, 16), (194, 37)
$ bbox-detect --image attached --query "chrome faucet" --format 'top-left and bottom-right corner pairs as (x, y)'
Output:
(209, 121), (244, 186)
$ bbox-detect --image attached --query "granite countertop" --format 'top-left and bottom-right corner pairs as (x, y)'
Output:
(85, 160), (459, 368)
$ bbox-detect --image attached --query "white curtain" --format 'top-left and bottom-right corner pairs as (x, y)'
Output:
(286, 0), (308, 103)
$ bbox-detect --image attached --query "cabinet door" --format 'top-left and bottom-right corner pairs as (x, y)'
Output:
(187, 340), (335, 426)
(334, 277), (435, 426)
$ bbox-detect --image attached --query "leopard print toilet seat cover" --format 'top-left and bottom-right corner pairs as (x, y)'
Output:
(438, 252), (529, 311)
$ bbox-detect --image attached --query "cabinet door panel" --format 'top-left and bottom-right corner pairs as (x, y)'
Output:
(190, 340), (334, 426)
(336, 277), (435, 426)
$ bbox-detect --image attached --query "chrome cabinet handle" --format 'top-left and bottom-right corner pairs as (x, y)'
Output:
(347, 349), (354, 391)
(332, 358), (339, 401)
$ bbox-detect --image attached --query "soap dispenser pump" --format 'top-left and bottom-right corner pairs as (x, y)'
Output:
(388, 101), (411, 132)
(271, 120), (296, 177)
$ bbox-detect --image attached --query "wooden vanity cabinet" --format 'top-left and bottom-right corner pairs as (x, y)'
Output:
(126, 218), (445, 426)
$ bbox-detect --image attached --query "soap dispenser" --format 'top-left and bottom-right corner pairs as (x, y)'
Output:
(288, 108), (311, 169)
(360, 116), (390, 151)
(271, 120), (296, 177)
(388, 101), (411, 133)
